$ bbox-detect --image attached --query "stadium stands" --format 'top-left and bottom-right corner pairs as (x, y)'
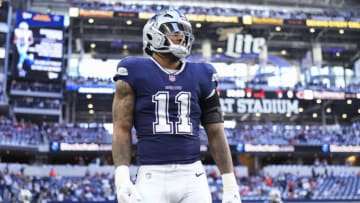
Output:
(2, 163), (360, 202)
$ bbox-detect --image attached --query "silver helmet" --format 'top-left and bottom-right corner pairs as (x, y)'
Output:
(143, 9), (194, 58)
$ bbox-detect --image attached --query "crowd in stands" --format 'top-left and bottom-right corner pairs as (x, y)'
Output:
(70, 1), (360, 21)
(0, 116), (42, 146)
(66, 76), (113, 87)
(1, 162), (360, 202)
(1, 116), (360, 147)
(0, 116), (111, 146)
(220, 122), (360, 146)
(13, 97), (61, 109)
(11, 81), (62, 93)
(43, 122), (111, 144)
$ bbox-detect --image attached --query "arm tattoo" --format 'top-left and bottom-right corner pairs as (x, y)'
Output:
(112, 80), (135, 167)
(205, 123), (234, 174)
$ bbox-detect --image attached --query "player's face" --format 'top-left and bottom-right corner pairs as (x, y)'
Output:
(166, 32), (185, 45)
(160, 22), (191, 47)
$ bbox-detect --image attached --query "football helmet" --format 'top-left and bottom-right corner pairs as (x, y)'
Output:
(143, 9), (194, 58)
(18, 21), (29, 30)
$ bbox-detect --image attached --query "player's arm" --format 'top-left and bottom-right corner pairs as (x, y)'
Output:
(112, 80), (141, 203)
(201, 91), (233, 174)
(202, 91), (241, 203)
(112, 80), (134, 167)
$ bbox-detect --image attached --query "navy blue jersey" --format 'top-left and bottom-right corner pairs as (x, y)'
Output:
(114, 56), (217, 165)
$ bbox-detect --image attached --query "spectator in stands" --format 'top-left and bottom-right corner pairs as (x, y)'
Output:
(49, 168), (56, 177)
(112, 9), (241, 203)
(18, 189), (32, 203)
(264, 188), (282, 203)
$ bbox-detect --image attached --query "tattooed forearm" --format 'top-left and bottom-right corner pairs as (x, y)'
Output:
(112, 80), (135, 167)
(205, 123), (234, 174)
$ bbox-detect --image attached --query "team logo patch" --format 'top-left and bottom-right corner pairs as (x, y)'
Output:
(169, 74), (176, 82)
(116, 67), (128, 76)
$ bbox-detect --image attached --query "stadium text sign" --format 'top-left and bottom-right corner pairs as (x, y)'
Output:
(225, 33), (266, 57)
(220, 98), (299, 114)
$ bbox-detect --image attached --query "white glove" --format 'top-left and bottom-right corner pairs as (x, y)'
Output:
(221, 173), (242, 203)
(115, 165), (142, 203)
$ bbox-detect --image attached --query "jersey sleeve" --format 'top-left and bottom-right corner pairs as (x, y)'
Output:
(201, 63), (218, 99)
(113, 57), (137, 90)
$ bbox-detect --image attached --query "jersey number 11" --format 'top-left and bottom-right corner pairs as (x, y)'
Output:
(152, 91), (192, 135)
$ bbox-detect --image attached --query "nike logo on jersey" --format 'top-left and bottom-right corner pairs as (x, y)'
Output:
(195, 172), (204, 177)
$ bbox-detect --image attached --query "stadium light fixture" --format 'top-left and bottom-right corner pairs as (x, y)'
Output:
(309, 28), (315, 33)
(216, 47), (223, 53)
(88, 104), (93, 109)
(86, 94), (92, 99)
(339, 29), (344, 34)
(126, 20), (132, 25)
(358, 108), (360, 114)
(316, 99), (322, 104)
(298, 107), (304, 112)
(346, 155), (356, 165)
(312, 113), (318, 118)
(90, 43), (96, 49)
(275, 26), (281, 32)
(347, 99), (352, 104)
(195, 23), (202, 28)
(89, 109), (94, 114)
(342, 113), (347, 119)
(88, 18), (94, 24)
(326, 108), (331, 113)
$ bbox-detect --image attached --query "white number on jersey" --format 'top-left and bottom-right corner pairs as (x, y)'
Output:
(152, 91), (192, 134)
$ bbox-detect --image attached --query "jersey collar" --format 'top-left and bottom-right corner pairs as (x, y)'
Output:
(150, 57), (186, 75)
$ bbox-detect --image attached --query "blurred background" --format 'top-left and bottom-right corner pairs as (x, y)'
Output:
(0, 0), (360, 202)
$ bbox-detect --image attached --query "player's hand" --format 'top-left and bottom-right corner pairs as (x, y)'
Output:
(115, 165), (142, 203)
(221, 173), (242, 203)
(222, 190), (242, 203)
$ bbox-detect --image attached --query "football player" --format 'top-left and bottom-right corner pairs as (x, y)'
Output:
(13, 21), (34, 77)
(112, 9), (241, 203)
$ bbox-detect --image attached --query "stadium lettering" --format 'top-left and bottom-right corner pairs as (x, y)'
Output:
(225, 33), (266, 57)
(220, 98), (299, 114)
